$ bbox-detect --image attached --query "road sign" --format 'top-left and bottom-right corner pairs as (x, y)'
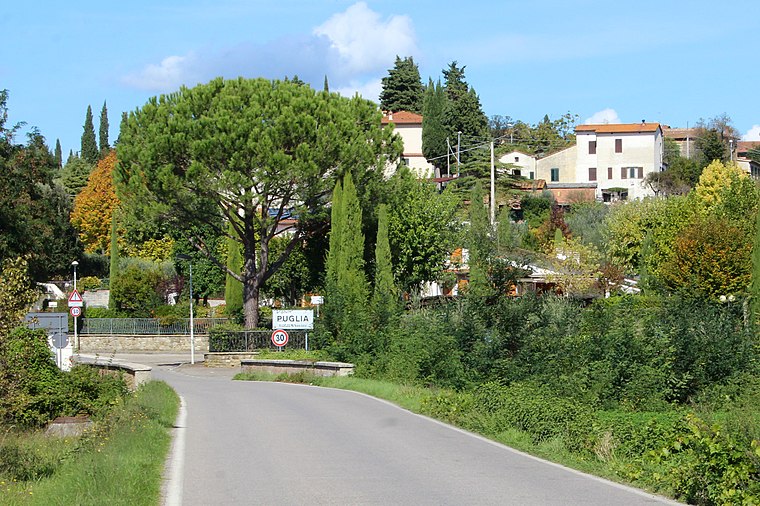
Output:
(70, 306), (81, 317)
(310, 295), (323, 305)
(271, 329), (289, 347)
(272, 309), (313, 330)
(52, 332), (69, 349)
(68, 289), (83, 307)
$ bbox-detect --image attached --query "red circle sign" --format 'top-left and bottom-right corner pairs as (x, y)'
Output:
(70, 306), (82, 318)
(271, 329), (289, 347)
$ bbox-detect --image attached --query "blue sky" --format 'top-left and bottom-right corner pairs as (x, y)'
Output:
(3, 0), (759, 156)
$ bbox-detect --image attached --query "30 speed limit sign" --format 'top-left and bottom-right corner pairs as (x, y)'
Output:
(271, 329), (289, 347)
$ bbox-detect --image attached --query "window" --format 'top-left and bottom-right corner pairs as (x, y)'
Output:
(615, 139), (622, 153)
(550, 168), (559, 182)
(529, 171), (535, 180)
(515, 156), (519, 162)
(588, 167), (597, 181)
(513, 169), (521, 177)
(589, 141), (596, 154)
(637, 167), (643, 179)
(402, 157), (410, 166)
(620, 167), (627, 179)
(607, 167), (613, 179)
(629, 167), (636, 179)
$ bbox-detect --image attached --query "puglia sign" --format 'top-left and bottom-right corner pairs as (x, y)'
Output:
(272, 309), (314, 330)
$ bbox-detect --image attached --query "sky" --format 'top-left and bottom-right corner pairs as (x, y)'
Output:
(3, 0), (759, 157)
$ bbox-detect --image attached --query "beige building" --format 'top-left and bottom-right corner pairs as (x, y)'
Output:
(381, 111), (436, 178)
(498, 122), (665, 202)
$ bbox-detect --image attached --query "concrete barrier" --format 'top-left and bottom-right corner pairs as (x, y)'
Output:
(204, 352), (259, 368)
(73, 355), (152, 391)
(240, 359), (354, 377)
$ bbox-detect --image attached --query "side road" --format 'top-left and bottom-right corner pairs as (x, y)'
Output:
(97, 353), (680, 505)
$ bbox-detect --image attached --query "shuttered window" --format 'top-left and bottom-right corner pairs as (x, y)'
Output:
(588, 167), (597, 181)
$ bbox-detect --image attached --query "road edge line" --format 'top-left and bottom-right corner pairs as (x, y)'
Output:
(163, 394), (187, 506)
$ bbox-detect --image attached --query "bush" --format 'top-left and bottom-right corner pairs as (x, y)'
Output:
(0, 327), (64, 427)
(110, 264), (165, 317)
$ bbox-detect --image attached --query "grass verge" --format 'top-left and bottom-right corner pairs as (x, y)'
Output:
(1, 381), (179, 505)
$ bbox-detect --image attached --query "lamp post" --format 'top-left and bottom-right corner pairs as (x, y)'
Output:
(71, 261), (79, 351)
(177, 255), (195, 364)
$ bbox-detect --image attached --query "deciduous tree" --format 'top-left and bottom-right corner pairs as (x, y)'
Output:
(71, 151), (119, 253)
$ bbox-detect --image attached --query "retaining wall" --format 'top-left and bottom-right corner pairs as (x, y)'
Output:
(241, 359), (354, 377)
(78, 334), (209, 353)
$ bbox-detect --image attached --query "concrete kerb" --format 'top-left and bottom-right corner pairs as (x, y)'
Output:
(73, 354), (153, 390)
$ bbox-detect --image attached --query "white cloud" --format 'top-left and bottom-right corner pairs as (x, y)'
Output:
(584, 108), (621, 125)
(742, 125), (760, 141)
(122, 53), (201, 91)
(122, 2), (417, 95)
(314, 2), (417, 75)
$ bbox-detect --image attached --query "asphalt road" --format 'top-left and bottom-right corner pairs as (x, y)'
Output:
(144, 359), (678, 506)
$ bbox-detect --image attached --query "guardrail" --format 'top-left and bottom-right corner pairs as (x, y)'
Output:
(80, 318), (228, 335)
(209, 330), (310, 352)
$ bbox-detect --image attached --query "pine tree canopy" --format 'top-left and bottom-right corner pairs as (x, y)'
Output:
(379, 56), (424, 114)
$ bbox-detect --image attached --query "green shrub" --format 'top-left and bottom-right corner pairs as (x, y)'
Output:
(61, 365), (129, 418)
(85, 307), (123, 318)
(0, 327), (64, 427)
(78, 276), (101, 292)
(0, 440), (59, 481)
(110, 264), (165, 317)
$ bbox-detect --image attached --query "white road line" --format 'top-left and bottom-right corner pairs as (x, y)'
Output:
(164, 395), (187, 506)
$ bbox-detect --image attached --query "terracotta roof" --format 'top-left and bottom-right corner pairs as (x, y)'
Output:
(663, 127), (699, 139)
(576, 123), (661, 134)
(381, 111), (423, 125)
(737, 141), (760, 153)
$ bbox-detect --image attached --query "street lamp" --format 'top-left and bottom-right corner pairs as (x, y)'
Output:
(71, 260), (79, 291)
(176, 255), (195, 364)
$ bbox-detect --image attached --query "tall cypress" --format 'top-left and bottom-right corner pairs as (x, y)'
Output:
(81, 105), (98, 164)
(466, 181), (493, 298)
(372, 204), (398, 336)
(750, 208), (760, 327)
(422, 79), (447, 173)
(99, 101), (110, 157)
(54, 139), (62, 169)
(323, 75), (330, 93)
(224, 222), (243, 321)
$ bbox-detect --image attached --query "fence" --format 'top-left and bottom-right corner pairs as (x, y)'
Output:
(209, 329), (311, 352)
(80, 318), (228, 335)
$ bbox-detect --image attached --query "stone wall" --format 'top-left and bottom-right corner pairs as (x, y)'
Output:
(241, 359), (354, 377)
(79, 334), (209, 353)
(204, 352), (259, 368)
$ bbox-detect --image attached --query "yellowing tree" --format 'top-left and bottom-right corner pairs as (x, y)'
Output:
(693, 160), (748, 213)
(71, 150), (119, 253)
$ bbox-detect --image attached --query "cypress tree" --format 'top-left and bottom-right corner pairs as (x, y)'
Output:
(225, 222), (243, 322)
(323, 75), (330, 93)
(466, 181), (493, 298)
(54, 139), (62, 169)
(372, 204), (398, 336)
(81, 105), (98, 164)
(442, 61), (489, 148)
(99, 101), (109, 157)
(422, 79), (447, 173)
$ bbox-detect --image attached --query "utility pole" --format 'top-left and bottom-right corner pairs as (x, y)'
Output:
(457, 131), (461, 177)
(490, 141), (495, 225)
(446, 137), (451, 177)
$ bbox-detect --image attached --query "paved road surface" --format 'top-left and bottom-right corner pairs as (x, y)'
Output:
(120, 355), (678, 505)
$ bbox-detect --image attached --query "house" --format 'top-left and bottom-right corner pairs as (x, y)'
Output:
(663, 126), (700, 159)
(736, 141), (760, 179)
(497, 122), (664, 203)
(381, 111), (436, 178)
(575, 122), (664, 201)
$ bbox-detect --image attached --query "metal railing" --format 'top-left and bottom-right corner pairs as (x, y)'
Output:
(80, 318), (229, 335)
(209, 330), (310, 352)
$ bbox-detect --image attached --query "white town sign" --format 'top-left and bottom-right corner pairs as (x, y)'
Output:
(272, 309), (314, 330)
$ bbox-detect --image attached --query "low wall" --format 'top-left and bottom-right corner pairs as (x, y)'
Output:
(78, 334), (209, 353)
(204, 352), (260, 368)
(241, 359), (354, 377)
(73, 356), (151, 391)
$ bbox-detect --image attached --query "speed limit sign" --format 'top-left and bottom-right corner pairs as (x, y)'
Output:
(70, 306), (82, 318)
(271, 329), (289, 347)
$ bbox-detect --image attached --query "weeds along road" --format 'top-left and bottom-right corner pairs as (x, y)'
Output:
(153, 363), (677, 506)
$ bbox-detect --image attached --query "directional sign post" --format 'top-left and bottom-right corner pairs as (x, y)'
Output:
(271, 329), (289, 349)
